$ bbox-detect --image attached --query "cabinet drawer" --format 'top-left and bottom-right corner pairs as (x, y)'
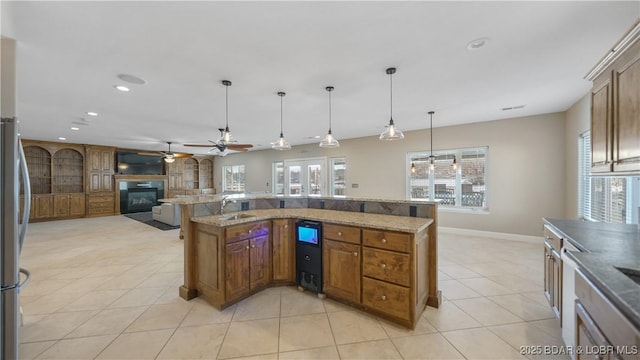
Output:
(363, 229), (411, 253)
(87, 195), (114, 204)
(363, 247), (410, 287)
(362, 277), (410, 321)
(323, 224), (360, 244)
(226, 221), (270, 244)
(543, 225), (562, 252)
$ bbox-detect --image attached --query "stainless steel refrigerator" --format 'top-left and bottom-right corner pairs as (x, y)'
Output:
(2, 38), (31, 359)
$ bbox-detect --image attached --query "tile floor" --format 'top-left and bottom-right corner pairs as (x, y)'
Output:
(18, 216), (568, 359)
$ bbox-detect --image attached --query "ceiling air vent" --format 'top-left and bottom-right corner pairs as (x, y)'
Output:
(501, 105), (526, 111)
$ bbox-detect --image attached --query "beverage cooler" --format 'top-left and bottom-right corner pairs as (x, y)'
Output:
(295, 220), (323, 294)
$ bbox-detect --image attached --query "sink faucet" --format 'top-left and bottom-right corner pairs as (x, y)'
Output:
(220, 195), (237, 215)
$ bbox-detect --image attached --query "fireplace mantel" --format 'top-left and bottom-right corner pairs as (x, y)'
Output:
(115, 175), (168, 214)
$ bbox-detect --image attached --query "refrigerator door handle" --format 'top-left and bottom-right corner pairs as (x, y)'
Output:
(18, 138), (30, 253)
(18, 268), (30, 290)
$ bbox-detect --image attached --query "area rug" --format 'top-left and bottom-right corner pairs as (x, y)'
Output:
(123, 211), (180, 231)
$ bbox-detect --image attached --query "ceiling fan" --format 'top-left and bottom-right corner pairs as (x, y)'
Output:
(138, 141), (193, 163)
(184, 80), (253, 156)
(184, 128), (253, 156)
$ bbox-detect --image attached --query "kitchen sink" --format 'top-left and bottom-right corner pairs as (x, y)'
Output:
(217, 213), (256, 221)
(615, 267), (640, 286)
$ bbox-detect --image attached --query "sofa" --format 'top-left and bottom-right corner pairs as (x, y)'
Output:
(152, 203), (181, 226)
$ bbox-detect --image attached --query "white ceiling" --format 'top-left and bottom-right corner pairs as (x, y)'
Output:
(2, 1), (638, 155)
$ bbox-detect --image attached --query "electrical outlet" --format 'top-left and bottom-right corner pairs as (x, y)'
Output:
(352, 183), (359, 188)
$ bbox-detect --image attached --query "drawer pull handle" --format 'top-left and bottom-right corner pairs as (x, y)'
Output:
(284, 224), (288, 228)
(245, 245), (250, 249)
(381, 295), (387, 301)
(249, 229), (253, 234)
(545, 236), (552, 240)
(380, 263), (387, 269)
(353, 251), (358, 257)
(251, 244), (255, 248)
(381, 238), (387, 243)
(546, 254), (551, 259)
(338, 231), (343, 236)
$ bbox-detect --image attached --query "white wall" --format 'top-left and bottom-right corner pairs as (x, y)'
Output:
(564, 94), (591, 219)
(215, 112), (567, 236)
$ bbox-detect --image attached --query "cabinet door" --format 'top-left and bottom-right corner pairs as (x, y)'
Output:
(576, 302), (611, 360)
(225, 240), (250, 301)
(613, 42), (640, 173)
(33, 194), (53, 219)
(101, 173), (113, 192)
(69, 194), (85, 216)
(323, 239), (361, 304)
(543, 243), (553, 307)
(250, 235), (271, 290)
(552, 249), (562, 320)
(272, 219), (295, 282)
(591, 79), (613, 173)
(53, 194), (70, 217)
(88, 150), (102, 172)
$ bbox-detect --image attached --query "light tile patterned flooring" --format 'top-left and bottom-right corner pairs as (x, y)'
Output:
(18, 216), (568, 359)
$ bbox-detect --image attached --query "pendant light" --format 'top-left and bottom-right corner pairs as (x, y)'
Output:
(272, 92), (291, 151)
(320, 86), (340, 148)
(452, 156), (458, 170)
(219, 80), (237, 144)
(428, 111), (435, 170)
(379, 67), (404, 141)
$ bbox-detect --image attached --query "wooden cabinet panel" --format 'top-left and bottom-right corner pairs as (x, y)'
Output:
(250, 235), (271, 290)
(613, 41), (640, 173)
(53, 194), (70, 217)
(323, 224), (361, 244)
(226, 221), (270, 244)
(69, 193), (85, 216)
(101, 173), (113, 192)
(576, 302), (611, 360)
(591, 80), (612, 172)
(323, 239), (361, 304)
(100, 151), (112, 171)
(86, 194), (114, 216)
(363, 229), (410, 253)
(362, 277), (410, 320)
(88, 150), (101, 172)
(543, 226), (562, 252)
(551, 249), (562, 319)
(362, 247), (410, 287)
(272, 219), (295, 282)
(33, 194), (53, 219)
(196, 228), (221, 292)
(225, 240), (250, 302)
(543, 244), (553, 307)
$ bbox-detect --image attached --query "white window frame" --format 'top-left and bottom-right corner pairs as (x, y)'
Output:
(406, 146), (489, 212)
(330, 157), (347, 197)
(272, 161), (284, 195)
(222, 164), (245, 193)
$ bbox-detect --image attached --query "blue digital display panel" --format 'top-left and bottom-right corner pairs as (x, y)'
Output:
(297, 226), (318, 245)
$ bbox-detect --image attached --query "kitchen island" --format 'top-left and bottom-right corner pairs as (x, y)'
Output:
(171, 195), (439, 329)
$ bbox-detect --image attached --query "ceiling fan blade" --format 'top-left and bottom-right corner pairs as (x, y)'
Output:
(227, 144), (253, 150)
(183, 144), (215, 148)
(173, 152), (193, 158)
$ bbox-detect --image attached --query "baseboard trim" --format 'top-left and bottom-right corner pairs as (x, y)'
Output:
(439, 227), (539, 244)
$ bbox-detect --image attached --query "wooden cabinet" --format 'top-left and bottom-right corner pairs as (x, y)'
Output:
(587, 20), (640, 174)
(224, 221), (271, 302)
(543, 225), (562, 320)
(272, 218), (295, 283)
(362, 229), (413, 323)
(575, 270), (640, 360)
(323, 238), (361, 304)
(85, 145), (115, 216)
(20, 141), (86, 221)
(166, 157), (215, 197)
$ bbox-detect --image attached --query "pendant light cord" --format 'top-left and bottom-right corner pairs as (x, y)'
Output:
(430, 112), (433, 157)
(280, 94), (284, 137)
(389, 72), (393, 121)
(328, 90), (332, 132)
(225, 85), (229, 129)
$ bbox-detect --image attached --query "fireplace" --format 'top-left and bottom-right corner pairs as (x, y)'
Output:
(124, 187), (158, 213)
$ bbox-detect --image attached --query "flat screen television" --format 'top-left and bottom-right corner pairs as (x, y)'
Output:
(115, 151), (163, 175)
(297, 221), (320, 245)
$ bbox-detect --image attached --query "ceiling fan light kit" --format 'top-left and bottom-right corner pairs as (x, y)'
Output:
(319, 86), (340, 148)
(272, 92), (291, 151)
(379, 67), (404, 141)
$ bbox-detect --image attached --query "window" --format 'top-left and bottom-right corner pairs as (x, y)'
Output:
(579, 131), (639, 224)
(272, 161), (284, 195)
(408, 147), (488, 210)
(222, 164), (245, 192)
(330, 158), (347, 197)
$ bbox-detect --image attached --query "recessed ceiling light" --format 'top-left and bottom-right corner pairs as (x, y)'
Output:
(58, 137), (67, 141)
(70, 127), (80, 131)
(117, 74), (147, 85)
(87, 111), (98, 116)
(114, 85), (130, 92)
(466, 37), (489, 50)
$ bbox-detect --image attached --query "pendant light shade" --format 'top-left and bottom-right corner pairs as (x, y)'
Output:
(219, 80), (237, 144)
(452, 156), (458, 170)
(379, 67), (404, 141)
(272, 92), (291, 151)
(320, 86), (340, 148)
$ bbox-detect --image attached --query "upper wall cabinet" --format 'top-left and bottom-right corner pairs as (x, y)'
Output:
(166, 156), (215, 197)
(587, 20), (640, 174)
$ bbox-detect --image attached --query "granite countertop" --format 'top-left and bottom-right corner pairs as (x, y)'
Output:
(544, 218), (640, 329)
(192, 208), (433, 233)
(160, 194), (438, 206)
